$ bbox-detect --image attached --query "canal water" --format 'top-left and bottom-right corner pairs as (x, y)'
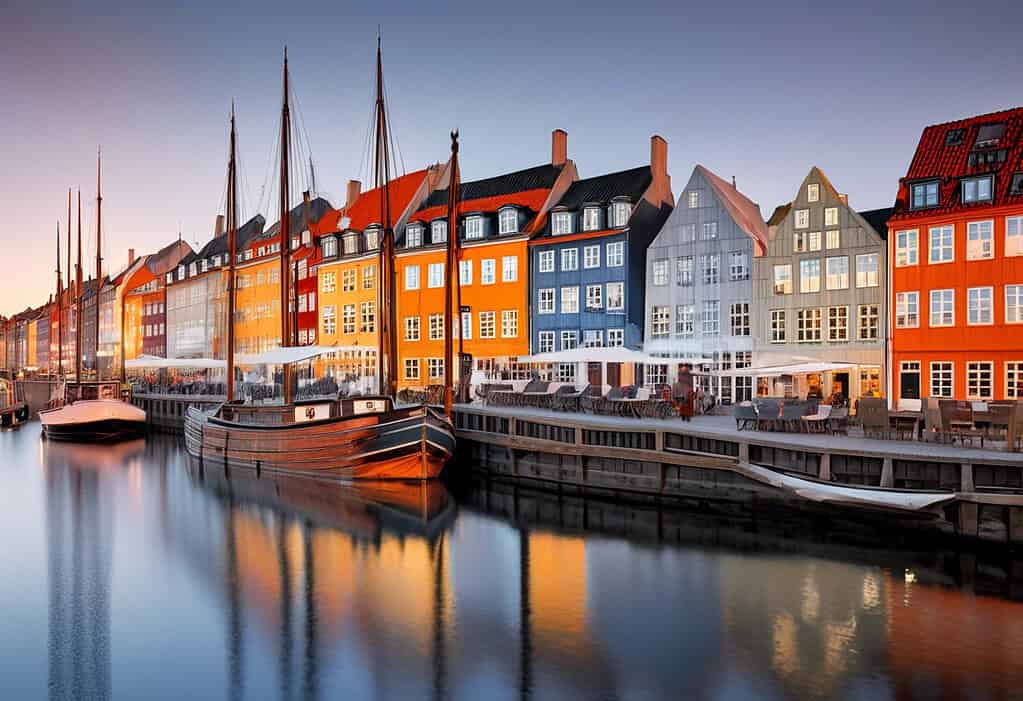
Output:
(2, 425), (1023, 701)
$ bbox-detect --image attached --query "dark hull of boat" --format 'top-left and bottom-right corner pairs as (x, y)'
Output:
(42, 418), (147, 443)
(184, 404), (455, 480)
(1, 403), (29, 428)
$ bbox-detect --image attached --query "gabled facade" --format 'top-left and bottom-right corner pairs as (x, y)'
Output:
(531, 135), (674, 385)
(645, 165), (766, 401)
(122, 239), (194, 360)
(889, 107), (1023, 402)
(395, 130), (577, 388)
(753, 167), (889, 401)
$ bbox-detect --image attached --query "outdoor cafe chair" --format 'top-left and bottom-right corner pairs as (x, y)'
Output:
(857, 397), (891, 439)
(801, 403), (832, 433)
(827, 406), (849, 435)
(733, 402), (758, 431)
(779, 401), (809, 432)
(754, 398), (782, 431)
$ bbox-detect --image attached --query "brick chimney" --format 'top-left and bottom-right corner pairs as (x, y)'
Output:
(214, 214), (225, 237)
(650, 135), (670, 202)
(346, 180), (362, 210)
(302, 190), (312, 247)
(128, 248), (135, 266)
(552, 129), (568, 167)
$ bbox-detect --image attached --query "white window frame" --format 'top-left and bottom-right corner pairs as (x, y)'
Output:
(583, 245), (600, 269)
(895, 291), (920, 328)
(729, 302), (750, 337)
(1006, 361), (1023, 399)
(807, 183), (820, 202)
(405, 358), (420, 381)
(962, 175), (993, 204)
(502, 255), (518, 282)
(826, 230), (840, 250)
(858, 304), (879, 341)
(585, 284), (603, 310)
(538, 331), (555, 354)
(481, 259), (496, 285)
(479, 311), (496, 339)
(404, 316), (421, 341)
(929, 288), (955, 327)
(465, 216), (484, 240)
(501, 310), (518, 338)
(428, 262), (444, 288)
(701, 300), (720, 335)
(552, 212), (572, 235)
(561, 248), (578, 272)
(652, 259), (669, 286)
(825, 256), (849, 290)
(406, 224), (423, 248)
(1007, 285), (1023, 324)
(499, 208), (517, 235)
(538, 288), (555, 314)
(583, 207), (601, 231)
(895, 230), (919, 267)
(966, 220), (994, 260)
(560, 330), (578, 350)
(431, 220), (447, 244)
(928, 225), (954, 264)
(967, 286), (993, 326)
(966, 361), (994, 400)
(1007, 216), (1023, 257)
(855, 253), (879, 288)
(560, 286), (579, 314)
(404, 265), (420, 290)
(607, 328), (624, 347)
(824, 207), (839, 227)
(688, 191), (699, 208)
(606, 282), (624, 312)
(770, 310), (786, 343)
(459, 260), (472, 285)
(606, 242), (624, 267)
(773, 264), (792, 295)
(827, 305), (849, 342)
(612, 201), (631, 228)
(795, 209), (810, 229)
(651, 306), (670, 338)
(799, 258), (821, 293)
(930, 361), (954, 398)
(796, 308), (823, 342)
(676, 304), (694, 337)
(538, 250), (554, 273)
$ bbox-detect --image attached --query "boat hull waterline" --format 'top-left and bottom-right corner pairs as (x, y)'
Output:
(184, 404), (455, 480)
(39, 399), (147, 442)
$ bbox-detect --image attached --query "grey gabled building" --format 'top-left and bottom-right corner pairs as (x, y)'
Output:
(752, 166), (891, 401)
(644, 165), (768, 402)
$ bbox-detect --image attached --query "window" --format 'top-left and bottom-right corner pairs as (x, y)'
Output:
(1008, 217), (1023, 257)
(702, 221), (718, 240)
(967, 287), (993, 325)
(794, 232), (808, 253)
(701, 254), (720, 285)
(360, 301), (375, 332)
(460, 311), (471, 340)
(404, 316), (420, 341)
(911, 181), (939, 209)
(895, 230), (919, 267)
(458, 260), (472, 286)
(808, 231), (822, 251)
(824, 207), (838, 227)
(429, 314), (444, 340)
(538, 331), (555, 353)
(652, 259), (669, 286)
(945, 128), (965, 146)
(770, 310), (786, 343)
(406, 224), (425, 248)
(606, 282), (624, 311)
(298, 294), (307, 313)
(967, 221), (994, 260)
(612, 201), (631, 227)
(651, 306), (670, 337)
(585, 284), (603, 309)
(481, 259), (496, 284)
(538, 288), (555, 314)
(826, 230), (840, 249)
(538, 250), (554, 273)
(363, 264), (375, 289)
(976, 122), (1005, 147)
(427, 358), (444, 380)
(606, 242), (624, 267)
(404, 265), (420, 290)
(479, 311), (496, 339)
(930, 362), (954, 398)
(799, 259), (821, 293)
(552, 212), (572, 235)
(1007, 362), (1023, 399)
(343, 234), (359, 255)
(556, 362), (576, 382)
(501, 310), (518, 338)
(929, 289), (954, 327)
(795, 209), (809, 229)
(825, 256), (849, 290)
(858, 304), (879, 340)
(582, 329), (603, 347)
(428, 262), (444, 288)
(342, 304), (356, 334)
(688, 191), (699, 208)
(341, 268), (356, 292)
(561, 286), (579, 313)
(827, 306), (848, 342)
(583, 245), (600, 269)
(560, 330), (578, 350)
(962, 176), (993, 204)
(607, 328), (624, 347)
(855, 253), (878, 288)
(1013, 174), (1023, 196)
(646, 364), (668, 387)
(499, 208), (517, 235)
(929, 225), (954, 263)
(773, 264), (792, 295)
(896, 291), (919, 328)
(676, 305), (694, 337)
(465, 216), (484, 240)
(298, 329), (308, 345)
(807, 183), (820, 202)
(405, 358), (420, 381)
(561, 248), (578, 271)
(730, 252), (749, 281)
(583, 207), (600, 231)
(323, 238), (338, 257)
(502, 256), (518, 282)
(967, 362), (993, 400)
(321, 272), (336, 293)
(797, 308), (823, 342)
(1007, 285), (1023, 323)
(702, 300), (719, 335)
(681, 223), (697, 241)
(730, 303), (750, 337)
(431, 221), (447, 244)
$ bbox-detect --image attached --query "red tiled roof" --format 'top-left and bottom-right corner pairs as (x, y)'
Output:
(891, 106), (1023, 221)
(316, 169), (431, 235)
(411, 188), (552, 226)
(697, 165), (769, 254)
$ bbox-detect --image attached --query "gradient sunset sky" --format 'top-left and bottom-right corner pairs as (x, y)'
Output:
(4, 0), (1022, 316)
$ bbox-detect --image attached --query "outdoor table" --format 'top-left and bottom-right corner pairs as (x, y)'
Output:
(888, 410), (922, 440)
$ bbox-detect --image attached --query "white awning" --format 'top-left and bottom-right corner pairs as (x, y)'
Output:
(236, 345), (338, 366)
(125, 355), (226, 369)
(519, 346), (663, 364)
(717, 361), (857, 377)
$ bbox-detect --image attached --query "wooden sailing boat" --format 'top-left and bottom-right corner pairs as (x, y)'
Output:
(40, 152), (146, 441)
(184, 43), (455, 480)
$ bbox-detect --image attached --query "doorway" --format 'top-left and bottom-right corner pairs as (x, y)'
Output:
(606, 362), (621, 388)
(832, 372), (849, 400)
(587, 362), (602, 388)
(899, 361), (920, 400)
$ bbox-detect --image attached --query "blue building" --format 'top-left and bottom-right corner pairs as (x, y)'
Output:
(528, 136), (673, 384)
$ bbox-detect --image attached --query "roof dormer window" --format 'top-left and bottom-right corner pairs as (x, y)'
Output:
(962, 175), (993, 204)
(212, 255), (220, 267)
(945, 129), (965, 146)
(431, 220), (447, 244)
(582, 206), (600, 232)
(465, 215), (484, 240)
(343, 233), (360, 255)
(612, 201), (631, 228)
(302, 230), (311, 246)
(911, 180), (940, 210)
(322, 237), (337, 257)
(1010, 173), (1023, 196)
(258, 246), (266, 257)
(167, 272), (174, 284)
(499, 208), (517, 235)
(200, 260), (208, 273)
(244, 249), (253, 260)
(552, 211), (572, 235)
(365, 228), (379, 250)
(189, 262), (198, 276)
(177, 265), (185, 279)
(974, 123), (1004, 148)
(291, 236), (300, 251)
(406, 223), (423, 248)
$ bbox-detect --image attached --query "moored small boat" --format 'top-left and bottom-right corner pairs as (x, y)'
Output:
(40, 381), (146, 442)
(0, 375), (29, 428)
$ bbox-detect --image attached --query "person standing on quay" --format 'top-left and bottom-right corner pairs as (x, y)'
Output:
(674, 363), (694, 421)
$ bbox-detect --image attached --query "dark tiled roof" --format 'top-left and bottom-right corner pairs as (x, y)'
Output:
(554, 166), (651, 210)
(196, 214), (266, 259)
(260, 196), (333, 240)
(420, 164), (561, 210)
(892, 106), (1023, 220)
(858, 207), (894, 239)
(767, 203), (791, 227)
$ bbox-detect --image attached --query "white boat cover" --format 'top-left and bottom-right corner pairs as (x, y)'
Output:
(39, 399), (146, 426)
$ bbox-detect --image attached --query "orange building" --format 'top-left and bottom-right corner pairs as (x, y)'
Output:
(121, 239), (193, 360)
(395, 130), (577, 388)
(889, 108), (1023, 401)
(312, 169), (440, 388)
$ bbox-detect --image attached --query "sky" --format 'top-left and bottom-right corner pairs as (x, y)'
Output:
(3, 0), (1023, 316)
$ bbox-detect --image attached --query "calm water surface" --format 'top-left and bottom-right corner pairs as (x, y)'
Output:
(2, 424), (1023, 700)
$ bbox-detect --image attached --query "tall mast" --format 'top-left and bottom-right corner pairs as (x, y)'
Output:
(76, 190), (82, 384)
(443, 132), (460, 417)
(278, 47), (293, 404)
(95, 149), (103, 381)
(56, 220), (63, 378)
(226, 104), (238, 403)
(374, 33), (397, 397)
